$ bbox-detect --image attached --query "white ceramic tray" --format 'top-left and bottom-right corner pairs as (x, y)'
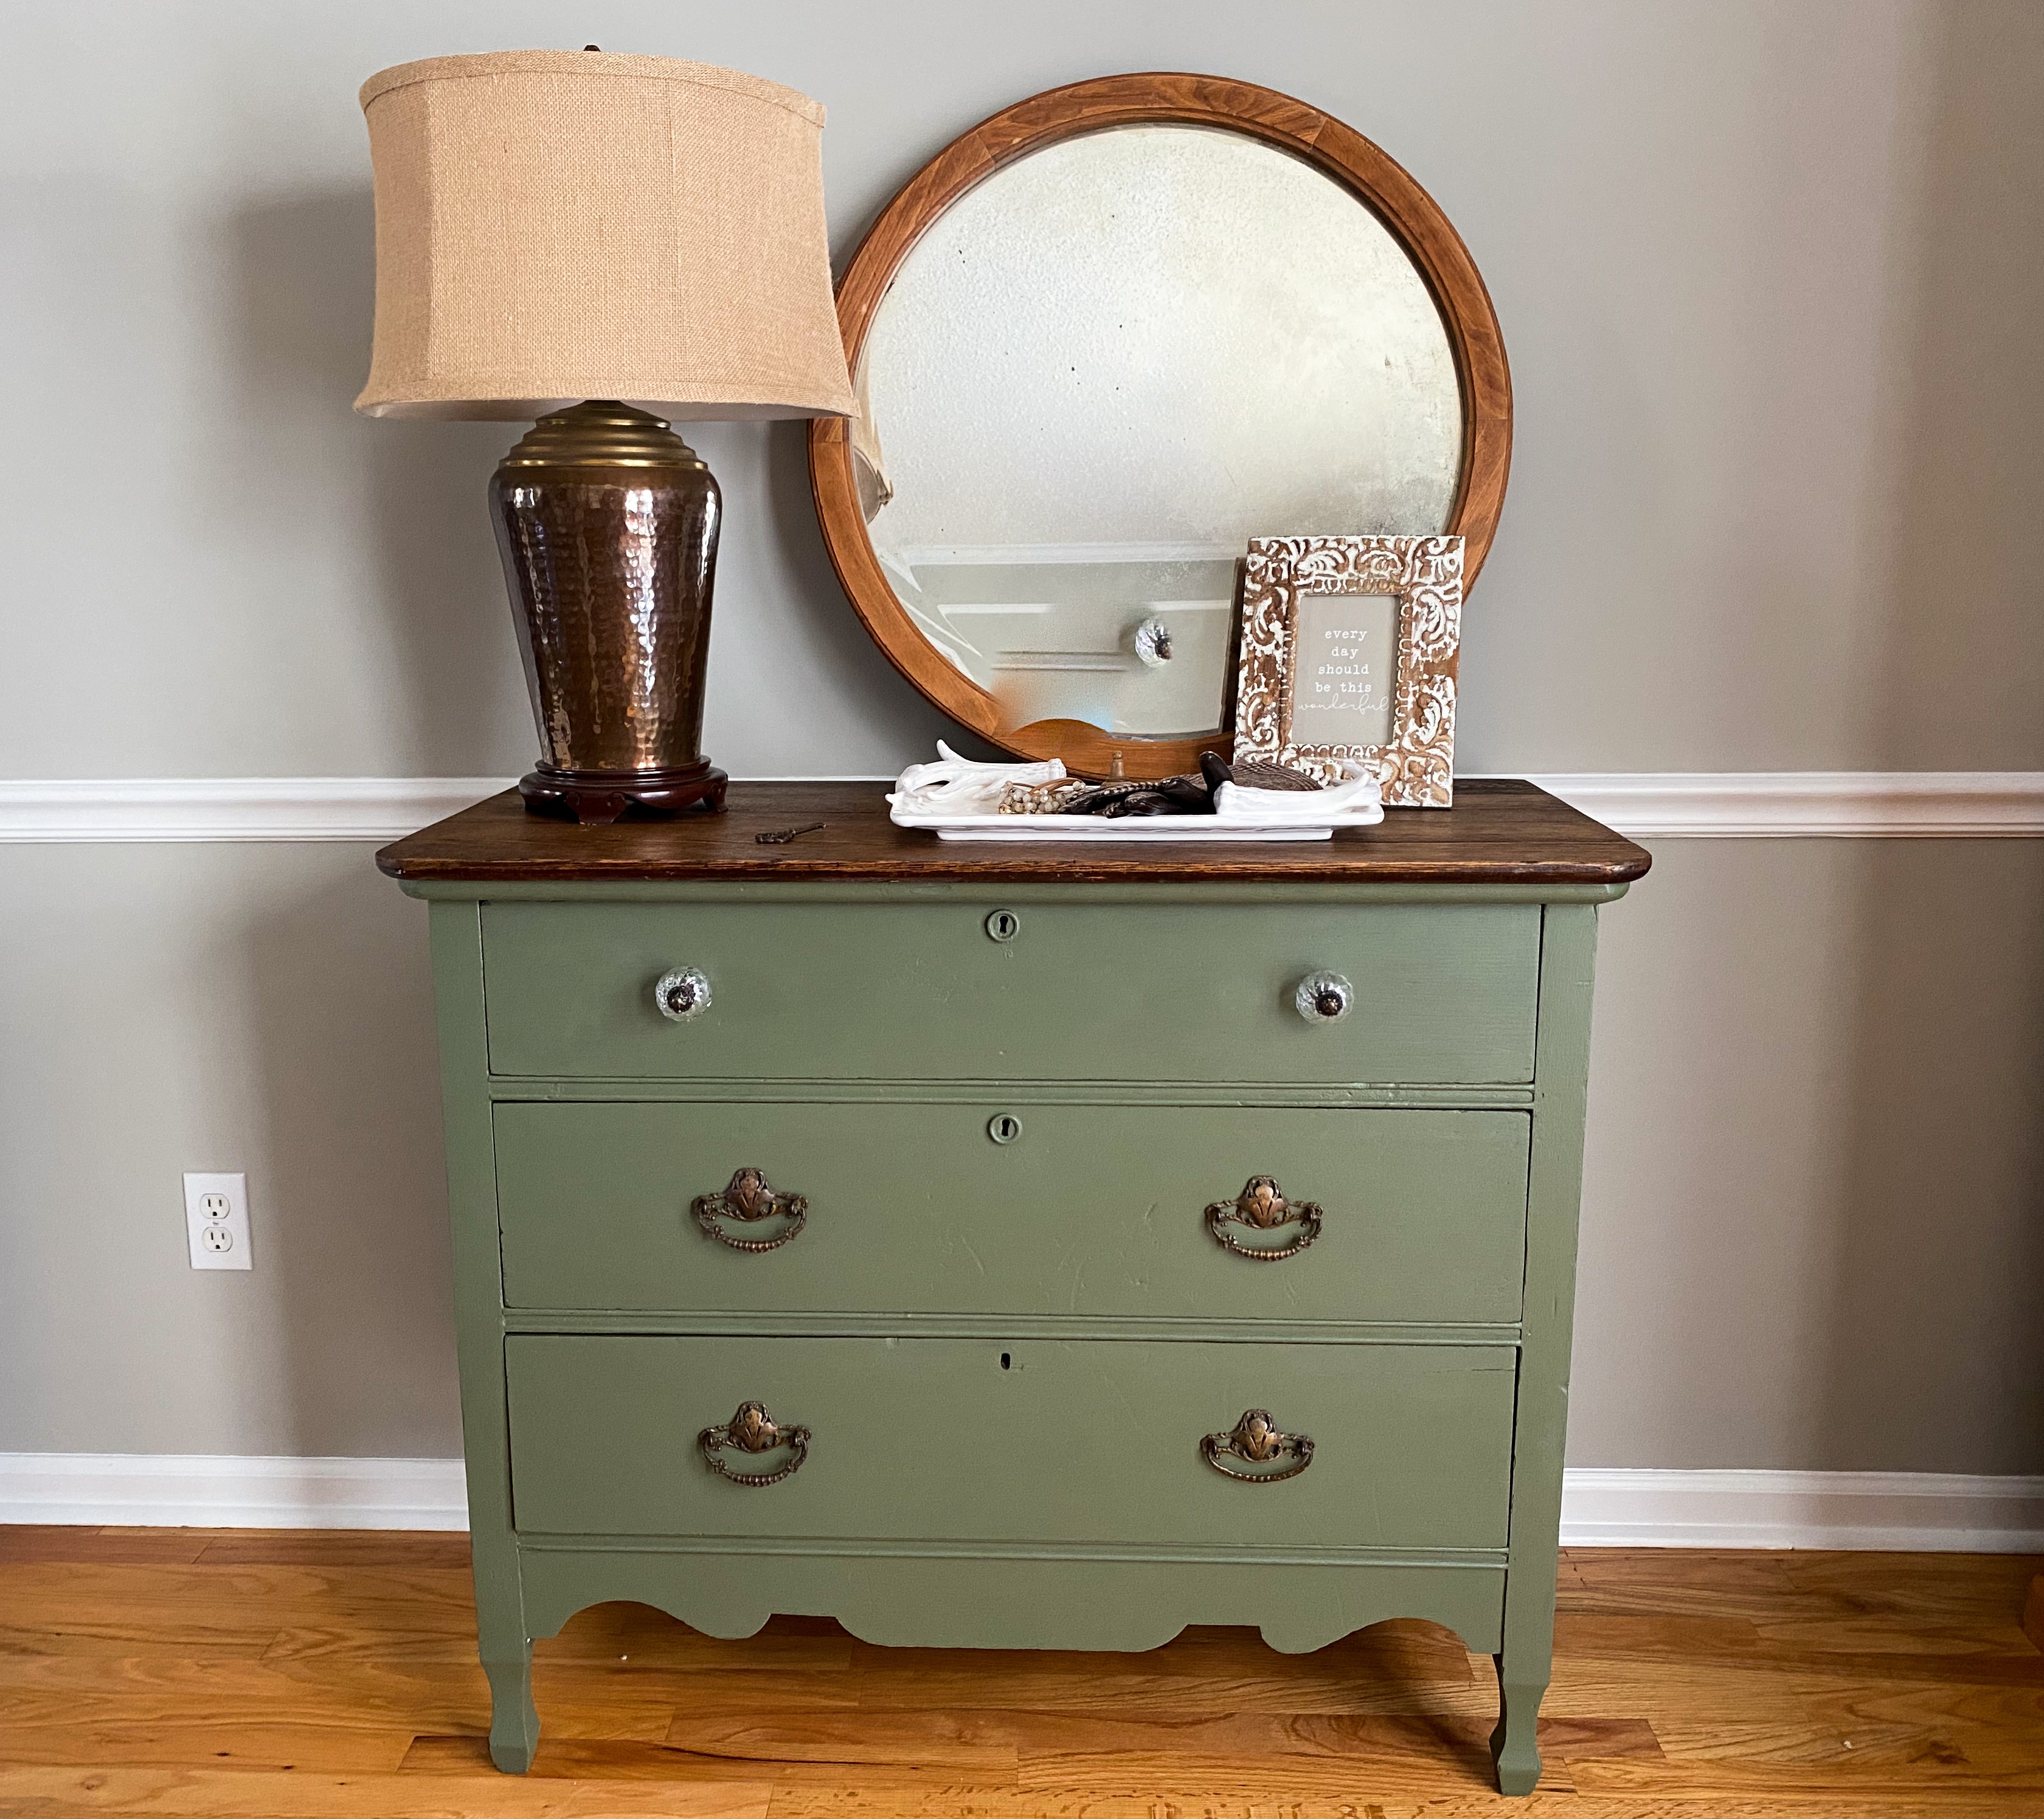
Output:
(892, 811), (1380, 843)
(886, 744), (1385, 842)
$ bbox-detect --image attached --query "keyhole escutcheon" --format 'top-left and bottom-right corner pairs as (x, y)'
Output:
(988, 1113), (1023, 1145)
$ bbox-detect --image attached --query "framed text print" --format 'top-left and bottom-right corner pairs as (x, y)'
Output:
(1232, 535), (1463, 807)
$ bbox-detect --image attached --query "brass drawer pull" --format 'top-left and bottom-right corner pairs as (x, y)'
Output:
(693, 1168), (808, 1252)
(1205, 1176), (1323, 1261)
(1202, 1408), (1315, 1483)
(701, 1400), (810, 1486)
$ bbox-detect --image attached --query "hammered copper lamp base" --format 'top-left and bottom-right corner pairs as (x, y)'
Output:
(491, 403), (732, 826)
(519, 762), (729, 825)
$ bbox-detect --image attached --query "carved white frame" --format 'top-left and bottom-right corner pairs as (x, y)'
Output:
(1232, 535), (1463, 808)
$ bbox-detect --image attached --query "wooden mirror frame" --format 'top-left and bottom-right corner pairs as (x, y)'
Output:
(808, 72), (1512, 780)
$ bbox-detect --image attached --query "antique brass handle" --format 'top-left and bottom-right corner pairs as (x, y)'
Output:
(1202, 1408), (1315, 1482)
(1205, 1176), (1323, 1261)
(700, 1400), (810, 1486)
(655, 966), (712, 1021)
(1294, 971), (1353, 1023)
(693, 1168), (808, 1252)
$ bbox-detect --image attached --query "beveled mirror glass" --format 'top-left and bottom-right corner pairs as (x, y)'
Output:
(812, 75), (1511, 779)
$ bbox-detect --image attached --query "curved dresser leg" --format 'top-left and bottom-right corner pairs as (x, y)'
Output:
(1488, 1653), (1545, 1795)
(483, 1639), (539, 1773)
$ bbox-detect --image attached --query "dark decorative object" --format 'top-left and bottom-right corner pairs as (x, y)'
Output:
(985, 744), (1349, 821)
(1225, 757), (1324, 792)
(492, 404), (728, 823)
(1056, 752), (1325, 817)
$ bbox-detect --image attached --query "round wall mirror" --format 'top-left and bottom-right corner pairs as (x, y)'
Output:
(810, 74), (1510, 779)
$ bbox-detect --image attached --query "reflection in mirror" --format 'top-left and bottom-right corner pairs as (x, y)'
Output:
(855, 123), (1461, 740)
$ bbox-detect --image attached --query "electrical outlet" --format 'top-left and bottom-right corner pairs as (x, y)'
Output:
(183, 1172), (251, 1271)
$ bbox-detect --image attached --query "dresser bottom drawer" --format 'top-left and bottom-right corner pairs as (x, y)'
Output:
(505, 1335), (1516, 1551)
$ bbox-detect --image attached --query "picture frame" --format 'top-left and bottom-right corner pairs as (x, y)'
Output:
(1232, 534), (1463, 808)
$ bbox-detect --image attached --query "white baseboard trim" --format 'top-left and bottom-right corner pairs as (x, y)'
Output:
(1559, 1467), (2044, 1551)
(0, 1452), (469, 1530)
(2, 1455), (2039, 1549)
(1, 772), (2040, 843)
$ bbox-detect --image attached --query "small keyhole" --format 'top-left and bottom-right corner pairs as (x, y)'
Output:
(985, 909), (1019, 942)
(988, 1114), (1022, 1145)
(1000, 1353), (1011, 1370)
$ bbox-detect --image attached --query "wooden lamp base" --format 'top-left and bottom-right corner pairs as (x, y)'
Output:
(519, 762), (729, 826)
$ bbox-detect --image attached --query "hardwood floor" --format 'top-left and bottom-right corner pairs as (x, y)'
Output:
(0, 1529), (2038, 1817)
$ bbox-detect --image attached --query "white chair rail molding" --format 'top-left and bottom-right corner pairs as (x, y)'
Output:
(4, 771), (2043, 841)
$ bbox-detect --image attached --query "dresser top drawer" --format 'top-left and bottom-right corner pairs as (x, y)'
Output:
(480, 899), (1540, 1084)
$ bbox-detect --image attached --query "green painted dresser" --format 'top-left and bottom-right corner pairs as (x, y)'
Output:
(378, 778), (1648, 1795)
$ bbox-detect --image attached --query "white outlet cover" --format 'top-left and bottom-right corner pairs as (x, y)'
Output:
(183, 1171), (251, 1271)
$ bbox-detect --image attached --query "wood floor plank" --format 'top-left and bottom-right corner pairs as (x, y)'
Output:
(193, 1532), (474, 1570)
(0, 1530), (213, 1567)
(0, 1764), (774, 1816)
(0, 1721), (414, 1773)
(664, 1710), (1019, 1769)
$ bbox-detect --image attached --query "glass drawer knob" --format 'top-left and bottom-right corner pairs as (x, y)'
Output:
(1294, 971), (1353, 1023)
(655, 966), (712, 1021)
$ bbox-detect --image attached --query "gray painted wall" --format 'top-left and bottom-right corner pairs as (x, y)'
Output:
(1, 0), (2039, 1471)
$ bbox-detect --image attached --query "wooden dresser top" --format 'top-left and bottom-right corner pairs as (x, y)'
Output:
(376, 779), (1649, 888)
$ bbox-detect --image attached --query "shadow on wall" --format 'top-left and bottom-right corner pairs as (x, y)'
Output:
(1826, 0), (2044, 1471)
(232, 856), (462, 1457)
(224, 186), (528, 776)
(760, 414), (1008, 768)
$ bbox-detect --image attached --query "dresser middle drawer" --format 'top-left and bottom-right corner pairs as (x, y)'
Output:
(494, 1101), (1530, 1324)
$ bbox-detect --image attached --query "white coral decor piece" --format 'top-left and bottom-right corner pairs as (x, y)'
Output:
(888, 742), (1067, 816)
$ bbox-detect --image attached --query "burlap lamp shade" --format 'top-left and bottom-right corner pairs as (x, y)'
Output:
(355, 50), (854, 822)
(355, 50), (854, 421)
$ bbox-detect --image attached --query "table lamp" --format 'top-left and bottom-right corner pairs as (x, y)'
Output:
(355, 50), (856, 822)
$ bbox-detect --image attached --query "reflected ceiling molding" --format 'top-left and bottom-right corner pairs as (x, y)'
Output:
(896, 541), (1242, 566)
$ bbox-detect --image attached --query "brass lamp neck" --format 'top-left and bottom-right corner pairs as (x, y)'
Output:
(499, 400), (704, 469)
